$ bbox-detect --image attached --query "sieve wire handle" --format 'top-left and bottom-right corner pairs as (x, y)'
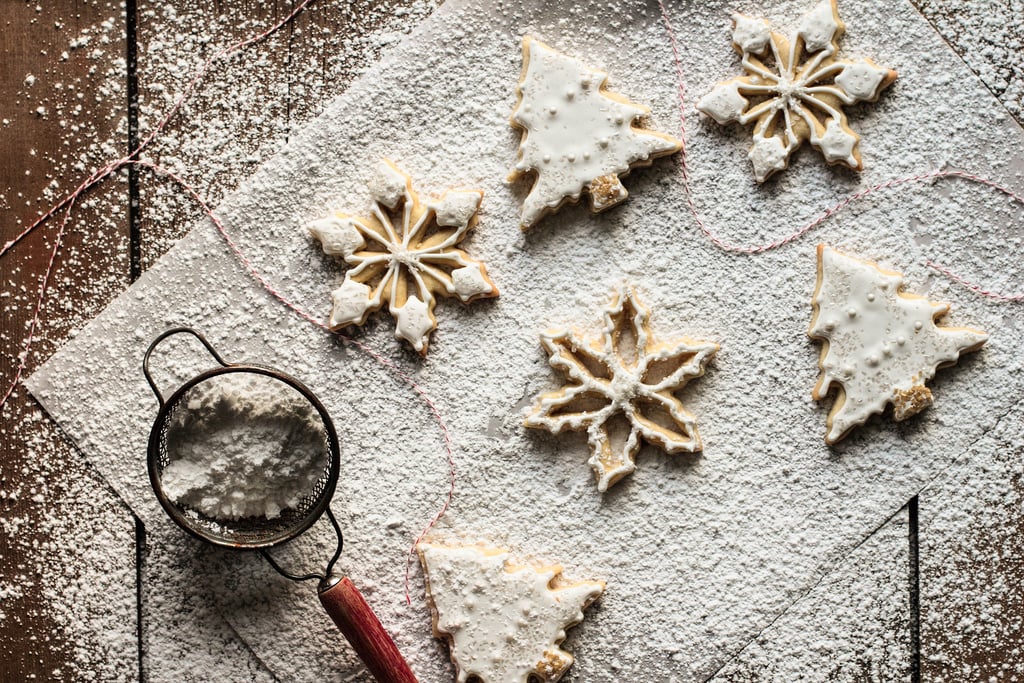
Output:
(318, 576), (419, 683)
(142, 327), (230, 407)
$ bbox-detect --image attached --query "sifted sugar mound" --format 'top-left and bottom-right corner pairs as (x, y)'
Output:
(161, 372), (328, 520)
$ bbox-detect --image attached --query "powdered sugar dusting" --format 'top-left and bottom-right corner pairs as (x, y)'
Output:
(712, 509), (911, 681)
(135, 0), (441, 271)
(2, 1), (438, 680)
(13, 0), (1024, 681)
(1, 3), (134, 680)
(919, 400), (1024, 681)
(911, 0), (1024, 118)
(160, 372), (329, 521)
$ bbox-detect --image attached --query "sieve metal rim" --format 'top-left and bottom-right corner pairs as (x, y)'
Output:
(144, 328), (340, 551)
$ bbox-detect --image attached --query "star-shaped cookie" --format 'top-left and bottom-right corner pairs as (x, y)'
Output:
(526, 286), (718, 491)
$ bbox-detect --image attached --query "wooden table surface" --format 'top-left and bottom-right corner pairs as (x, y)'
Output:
(1, 1), (1021, 680)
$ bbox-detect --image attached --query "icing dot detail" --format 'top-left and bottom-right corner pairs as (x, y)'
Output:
(809, 245), (987, 443)
(509, 37), (681, 227)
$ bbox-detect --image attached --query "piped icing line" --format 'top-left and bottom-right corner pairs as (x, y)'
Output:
(308, 159), (498, 355)
(809, 244), (988, 444)
(509, 36), (682, 228)
(418, 543), (604, 683)
(525, 285), (718, 491)
(696, 0), (896, 182)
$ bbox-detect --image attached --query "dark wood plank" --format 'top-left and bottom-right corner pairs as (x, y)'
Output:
(911, 0), (1024, 124)
(129, 1), (438, 677)
(909, 2), (1024, 677)
(919, 403), (1024, 681)
(0, 1), (137, 681)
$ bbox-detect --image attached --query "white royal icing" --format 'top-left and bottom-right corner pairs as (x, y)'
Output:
(732, 13), (772, 55)
(451, 264), (493, 301)
(748, 135), (790, 180)
(819, 117), (857, 165)
(525, 286), (718, 492)
(368, 159), (411, 210)
(696, 0), (896, 182)
(809, 245), (988, 444)
(834, 60), (892, 101)
(329, 279), (373, 328)
(419, 543), (603, 683)
(430, 190), (483, 229)
(308, 161), (498, 355)
(699, 80), (750, 125)
(510, 37), (681, 227)
(797, 0), (842, 53)
(308, 216), (365, 258)
(394, 295), (433, 353)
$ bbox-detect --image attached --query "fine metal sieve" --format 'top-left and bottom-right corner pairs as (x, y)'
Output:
(143, 327), (417, 683)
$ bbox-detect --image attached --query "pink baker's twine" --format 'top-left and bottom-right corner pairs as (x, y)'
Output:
(656, 0), (1024, 302)
(131, 160), (455, 603)
(0, 1), (454, 605)
(2, 0), (317, 404)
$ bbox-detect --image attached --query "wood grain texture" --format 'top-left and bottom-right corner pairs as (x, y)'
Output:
(319, 576), (419, 683)
(0, 1), (136, 681)
(1, 0), (1022, 679)
(919, 400), (1024, 681)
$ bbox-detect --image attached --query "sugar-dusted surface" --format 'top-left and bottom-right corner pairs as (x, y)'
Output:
(919, 399), (1024, 681)
(712, 508), (911, 681)
(911, 0), (1024, 118)
(3, 1), (442, 680)
(0, 2), (136, 681)
(24, 1), (1024, 682)
(131, 2), (442, 680)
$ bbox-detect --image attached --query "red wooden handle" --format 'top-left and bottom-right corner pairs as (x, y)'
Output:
(318, 576), (419, 683)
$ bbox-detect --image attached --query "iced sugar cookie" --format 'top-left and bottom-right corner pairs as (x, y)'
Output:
(509, 37), (682, 228)
(809, 244), (987, 444)
(525, 286), (718, 491)
(419, 543), (603, 683)
(307, 160), (498, 355)
(697, 0), (896, 182)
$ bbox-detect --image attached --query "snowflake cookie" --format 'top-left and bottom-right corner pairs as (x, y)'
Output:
(809, 245), (988, 444)
(419, 543), (604, 683)
(525, 286), (718, 491)
(696, 0), (897, 182)
(307, 160), (498, 355)
(509, 36), (682, 228)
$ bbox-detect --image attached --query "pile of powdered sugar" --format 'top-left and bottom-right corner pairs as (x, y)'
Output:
(160, 372), (328, 521)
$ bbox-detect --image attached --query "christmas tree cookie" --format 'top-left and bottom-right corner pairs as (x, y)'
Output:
(526, 286), (718, 491)
(419, 543), (603, 683)
(509, 37), (682, 228)
(809, 245), (988, 444)
(307, 160), (498, 355)
(696, 0), (896, 182)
